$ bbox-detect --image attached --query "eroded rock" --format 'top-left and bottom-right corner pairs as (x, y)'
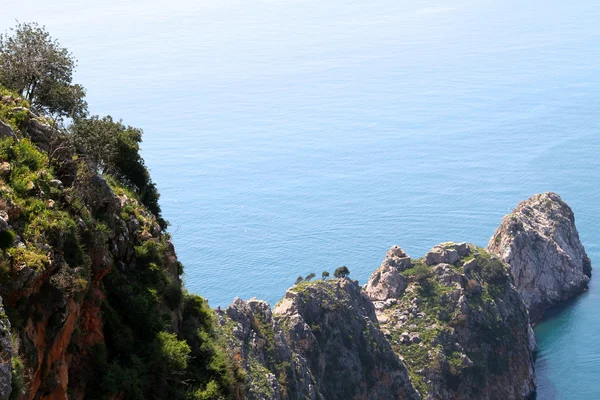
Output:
(487, 192), (591, 321)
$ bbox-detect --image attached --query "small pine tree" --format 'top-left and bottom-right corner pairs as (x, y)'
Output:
(334, 266), (350, 279)
(321, 271), (330, 280)
(305, 273), (316, 281)
(295, 276), (303, 285)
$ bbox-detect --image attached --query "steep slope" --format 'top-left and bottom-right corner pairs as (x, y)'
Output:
(0, 90), (241, 399)
(486, 192), (592, 321)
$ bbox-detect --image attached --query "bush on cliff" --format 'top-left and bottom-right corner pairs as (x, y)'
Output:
(69, 115), (165, 227)
(334, 265), (350, 278)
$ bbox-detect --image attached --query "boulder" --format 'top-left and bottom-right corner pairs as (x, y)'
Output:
(0, 120), (16, 140)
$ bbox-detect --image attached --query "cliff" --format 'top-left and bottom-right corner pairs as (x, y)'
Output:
(0, 90), (592, 400)
(0, 91), (242, 399)
(486, 192), (592, 321)
(217, 279), (420, 400)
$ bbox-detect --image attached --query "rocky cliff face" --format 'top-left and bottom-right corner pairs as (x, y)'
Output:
(366, 243), (535, 400)
(0, 92), (230, 400)
(486, 192), (592, 321)
(217, 278), (420, 400)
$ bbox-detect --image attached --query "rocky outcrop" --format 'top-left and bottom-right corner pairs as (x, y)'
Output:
(220, 243), (537, 400)
(487, 192), (592, 321)
(218, 279), (420, 400)
(365, 246), (409, 301)
(0, 121), (17, 140)
(368, 243), (536, 400)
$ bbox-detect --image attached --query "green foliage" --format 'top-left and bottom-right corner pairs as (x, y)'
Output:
(69, 115), (165, 226)
(0, 23), (239, 400)
(9, 333), (25, 400)
(334, 265), (350, 278)
(0, 22), (87, 120)
(0, 86), (30, 131)
(191, 380), (225, 400)
(295, 276), (303, 285)
(402, 262), (433, 281)
(163, 280), (183, 309)
(181, 294), (242, 399)
(0, 230), (15, 250)
(321, 270), (329, 280)
(8, 246), (48, 271)
(479, 253), (508, 297)
(305, 272), (316, 281)
(157, 331), (190, 370)
(0, 137), (47, 172)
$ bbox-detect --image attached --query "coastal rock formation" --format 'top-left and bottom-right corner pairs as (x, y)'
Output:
(487, 192), (592, 321)
(367, 243), (536, 400)
(217, 278), (420, 400)
(220, 243), (537, 400)
(365, 246), (409, 301)
(0, 87), (590, 400)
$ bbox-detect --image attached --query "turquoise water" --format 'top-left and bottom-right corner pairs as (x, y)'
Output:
(2, 1), (600, 398)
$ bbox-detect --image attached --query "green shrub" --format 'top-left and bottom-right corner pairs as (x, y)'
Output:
(334, 265), (350, 278)
(157, 331), (190, 371)
(403, 263), (432, 281)
(163, 281), (183, 309)
(0, 229), (15, 250)
(9, 333), (25, 400)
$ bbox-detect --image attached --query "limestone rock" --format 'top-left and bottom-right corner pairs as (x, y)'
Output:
(424, 242), (470, 266)
(0, 120), (16, 140)
(219, 279), (420, 400)
(0, 162), (10, 178)
(487, 192), (591, 321)
(365, 246), (409, 301)
(48, 179), (64, 190)
(374, 244), (535, 399)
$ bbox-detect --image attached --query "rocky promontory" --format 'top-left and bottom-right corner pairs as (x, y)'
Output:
(487, 192), (592, 321)
(217, 242), (539, 400)
(366, 243), (536, 400)
(217, 278), (420, 400)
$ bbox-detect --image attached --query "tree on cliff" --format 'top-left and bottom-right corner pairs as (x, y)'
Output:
(69, 115), (165, 227)
(0, 22), (87, 120)
(305, 272), (316, 281)
(334, 266), (350, 279)
(322, 271), (330, 280)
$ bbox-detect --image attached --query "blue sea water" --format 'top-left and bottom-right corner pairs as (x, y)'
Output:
(2, 1), (600, 398)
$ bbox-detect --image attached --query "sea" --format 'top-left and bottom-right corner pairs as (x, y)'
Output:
(2, 1), (599, 398)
